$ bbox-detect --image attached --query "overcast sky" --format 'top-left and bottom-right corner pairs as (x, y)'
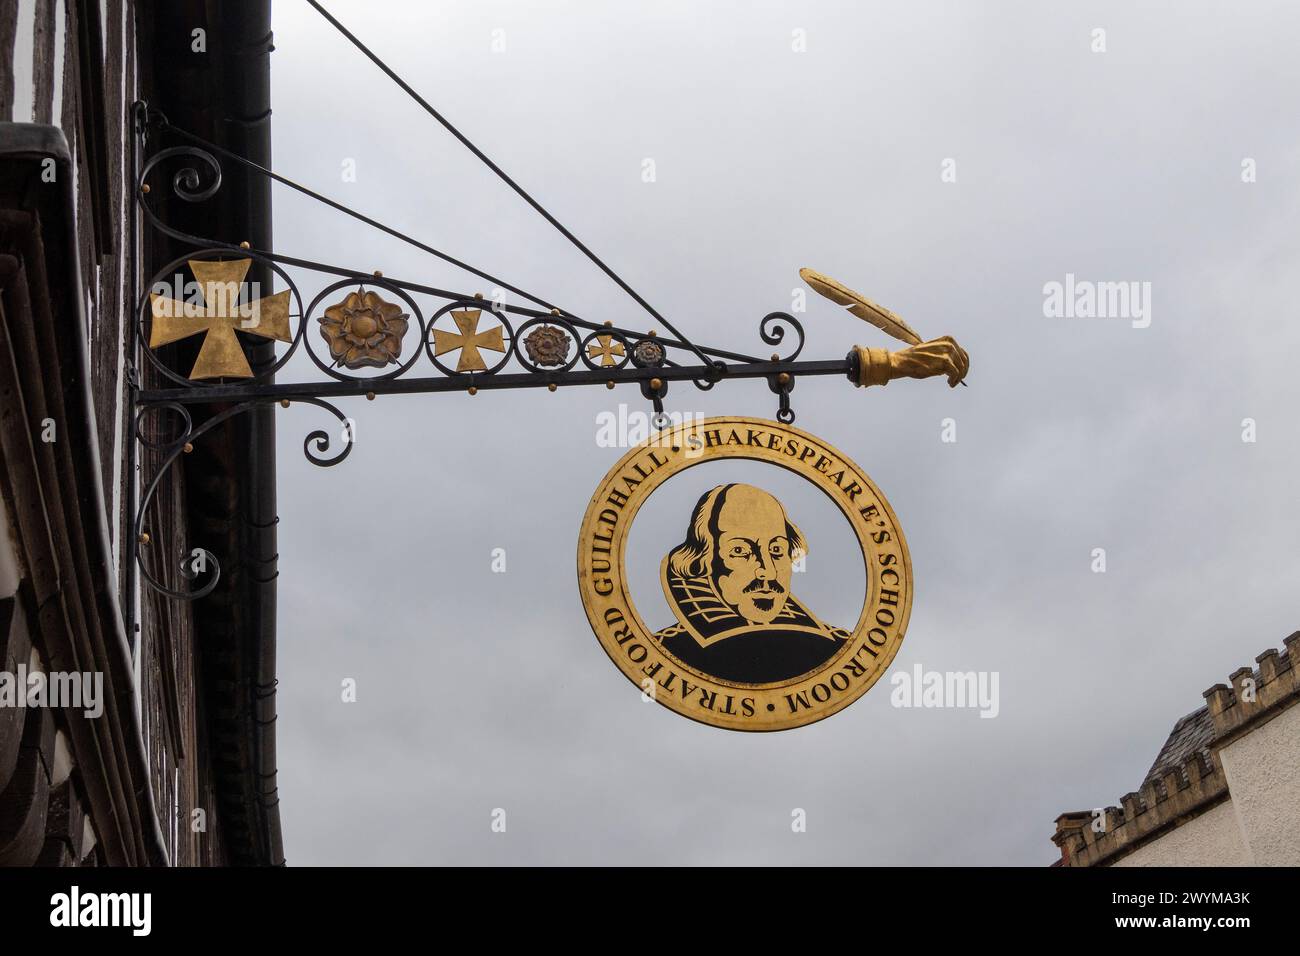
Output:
(261, 0), (1300, 864)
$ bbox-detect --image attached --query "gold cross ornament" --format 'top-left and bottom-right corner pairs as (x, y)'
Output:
(431, 309), (506, 372)
(586, 333), (626, 367)
(148, 258), (292, 379)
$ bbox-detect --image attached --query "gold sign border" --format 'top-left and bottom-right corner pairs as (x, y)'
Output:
(576, 416), (912, 731)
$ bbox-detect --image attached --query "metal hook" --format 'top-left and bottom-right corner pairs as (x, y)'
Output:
(777, 391), (795, 424)
(768, 372), (796, 424)
(641, 376), (669, 430)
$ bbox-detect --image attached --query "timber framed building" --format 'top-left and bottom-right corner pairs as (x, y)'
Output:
(0, 0), (283, 866)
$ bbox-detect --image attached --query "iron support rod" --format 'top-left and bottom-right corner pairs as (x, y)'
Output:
(138, 358), (852, 405)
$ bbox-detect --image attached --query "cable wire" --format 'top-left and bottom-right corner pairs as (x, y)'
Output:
(162, 122), (561, 315)
(304, 0), (718, 369)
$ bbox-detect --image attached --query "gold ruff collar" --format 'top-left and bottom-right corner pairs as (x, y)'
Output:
(660, 568), (840, 648)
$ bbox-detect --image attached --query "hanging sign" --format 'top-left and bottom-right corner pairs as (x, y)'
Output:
(577, 416), (912, 731)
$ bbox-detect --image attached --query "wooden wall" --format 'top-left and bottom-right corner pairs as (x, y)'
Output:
(0, 0), (230, 866)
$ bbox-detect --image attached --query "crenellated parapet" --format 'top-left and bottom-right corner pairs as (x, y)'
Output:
(1054, 750), (1228, 867)
(1054, 632), (1300, 867)
(1202, 632), (1300, 746)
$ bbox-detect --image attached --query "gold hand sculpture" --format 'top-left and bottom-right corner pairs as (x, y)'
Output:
(799, 268), (969, 389)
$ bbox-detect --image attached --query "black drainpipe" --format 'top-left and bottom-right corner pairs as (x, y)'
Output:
(141, 0), (284, 865)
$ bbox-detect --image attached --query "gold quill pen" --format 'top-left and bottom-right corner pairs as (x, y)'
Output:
(799, 267), (967, 386)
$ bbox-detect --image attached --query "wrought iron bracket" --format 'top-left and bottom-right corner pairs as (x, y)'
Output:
(125, 101), (866, 605)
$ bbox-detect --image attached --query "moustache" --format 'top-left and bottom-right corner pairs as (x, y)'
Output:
(743, 579), (785, 595)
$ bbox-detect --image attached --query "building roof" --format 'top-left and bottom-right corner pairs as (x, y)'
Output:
(1142, 705), (1214, 789)
(1053, 631), (1300, 866)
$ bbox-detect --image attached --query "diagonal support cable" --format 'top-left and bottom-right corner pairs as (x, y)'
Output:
(139, 118), (772, 364)
(304, 0), (719, 371)
(160, 121), (561, 314)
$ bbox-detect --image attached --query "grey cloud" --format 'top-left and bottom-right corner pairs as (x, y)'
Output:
(263, 0), (1300, 865)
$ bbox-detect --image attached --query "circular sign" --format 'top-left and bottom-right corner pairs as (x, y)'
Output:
(577, 416), (912, 731)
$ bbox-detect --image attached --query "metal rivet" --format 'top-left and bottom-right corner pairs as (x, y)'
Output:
(140, 183), (151, 194)
(279, 399), (290, 408)
(473, 292), (484, 300)
(548, 383), (557, 392)
(605, 381), (615, 390)
(366, 391), (376, 401)
(468, 386), (478, 396)
(648, 329), (657, 337)
(650, 377), (663, 390)
(550, 308), (561, 316)
(373, 270), (383, 277)
(239, 241), (251, 250)
(778, 372), (791, 384)
(770, 353), (780, 362)
(138, 532), (150, 545)
(603, 320), (613, 327)
(183, 442), (194, 454)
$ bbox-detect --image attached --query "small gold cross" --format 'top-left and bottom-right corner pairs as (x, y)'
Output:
(431, 309), (506, 372)
(586, 333), (626, 367)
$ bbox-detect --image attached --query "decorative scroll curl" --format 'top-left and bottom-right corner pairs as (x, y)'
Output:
(137, 144), (235, 251)
(290, 397), (357, 468)
(132, 398), (354, 599)
(758, 311), (805, 362)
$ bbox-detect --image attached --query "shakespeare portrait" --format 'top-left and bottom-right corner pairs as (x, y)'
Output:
(655, 483), (848, 683)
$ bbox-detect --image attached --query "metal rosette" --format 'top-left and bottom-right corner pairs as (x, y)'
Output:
(513, 316), (582, 374)
(301, 276), (427, 382)
(629, 337), (667, 369)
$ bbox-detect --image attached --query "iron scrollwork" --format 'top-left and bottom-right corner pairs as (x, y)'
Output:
(132, 398), (354, 601)
(128, 103), (865, 604)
